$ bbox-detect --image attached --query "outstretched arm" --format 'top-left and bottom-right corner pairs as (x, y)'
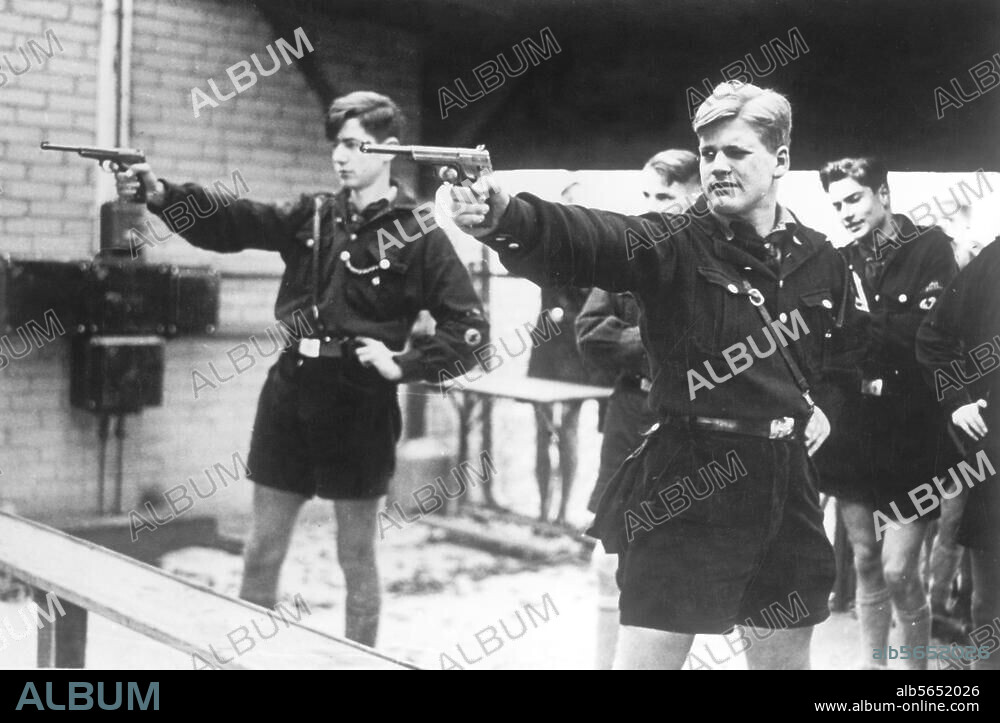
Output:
(120, 162), (308, 254)
(442, 176), (674, 293)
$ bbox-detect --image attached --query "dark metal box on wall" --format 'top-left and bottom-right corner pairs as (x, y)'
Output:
(70, 335), (165, 414)
(0, 256), (89, 334)
(171, 266), (220, 336)
(83, 261), (175, 335)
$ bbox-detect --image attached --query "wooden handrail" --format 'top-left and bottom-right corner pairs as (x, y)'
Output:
(0, 512), (416, 670)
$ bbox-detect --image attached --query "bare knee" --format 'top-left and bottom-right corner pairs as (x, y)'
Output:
(883, 557), (920, 596)
(853, 542), (882, 579)
(244, 529), (292, 570)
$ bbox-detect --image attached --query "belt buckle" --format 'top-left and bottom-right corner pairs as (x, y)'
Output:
(769, 417), (795, 439)
(298, 338), (320, 358)
(861, 378), (884, 397)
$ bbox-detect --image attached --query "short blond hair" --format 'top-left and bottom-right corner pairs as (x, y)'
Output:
(692, 81), (792, 152)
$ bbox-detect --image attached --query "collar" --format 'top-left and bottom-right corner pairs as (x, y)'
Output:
(852, 213), (913, 264)
(707, 200), (800, 243)
(336, 180), (419, 220)
(690, 195), (822, 279)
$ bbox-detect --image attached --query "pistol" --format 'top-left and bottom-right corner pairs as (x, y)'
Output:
(41, 141), (148, 201)
(360, 143), (492, 185)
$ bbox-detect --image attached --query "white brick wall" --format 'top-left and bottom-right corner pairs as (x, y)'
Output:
(1, 0), (427, 517)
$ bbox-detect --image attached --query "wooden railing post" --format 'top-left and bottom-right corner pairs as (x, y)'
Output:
(34, 587), (88, 668)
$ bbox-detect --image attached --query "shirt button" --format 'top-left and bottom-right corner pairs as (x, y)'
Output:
(305, 238), (315, 248)
(372, 276), (381, 286)
(379, 258), (391, 270)
(727, 284), (739, 294)
(508, 242), (520, 250)
(779, 312), (788, 323)
(350, 233), (358, 241)
(335, 217), (343, 224)
(323, 336), (331, 343)
(822, 299), (834, 310)
(874, 294), (881, 302)
(898, 294), (908, 303)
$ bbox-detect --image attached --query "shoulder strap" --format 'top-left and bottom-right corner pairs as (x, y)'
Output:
(311, 195), (324, 319)
(740, 280), (816, 412)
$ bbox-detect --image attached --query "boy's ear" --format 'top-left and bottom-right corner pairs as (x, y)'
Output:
(773, 144), (790, 179)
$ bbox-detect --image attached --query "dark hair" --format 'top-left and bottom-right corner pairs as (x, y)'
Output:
(325, 91), (405, 142)
(819, 157), (888, 193)
(644, 149), (699, 185)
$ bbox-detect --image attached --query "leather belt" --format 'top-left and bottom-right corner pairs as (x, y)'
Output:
(297, 336), (354, 359)
(668, 415), (803, 440)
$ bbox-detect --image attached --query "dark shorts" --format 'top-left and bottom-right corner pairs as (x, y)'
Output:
(816, 390), (959, 521)
(587, 386), (658, 513)
(614, 425), (835, 635)
(247, 351), (401, 500)
(957, 437), (1000, 551)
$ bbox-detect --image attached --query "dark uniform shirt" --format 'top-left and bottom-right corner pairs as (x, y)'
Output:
(526, 285), (592, 384)
(917, 239), (1000, 549)
(576, 289), (648, 385)
(816, 214), (959, 508)
(486, 193), (849, 421)
(840, 213), (958, 396)
(576, 288), (658, 512)
(918, 238), (1000, 422)
(152, 181), (488, 383)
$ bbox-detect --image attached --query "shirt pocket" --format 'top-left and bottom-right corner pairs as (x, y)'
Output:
(690, 265), (752, 356)
(344, 257), (411, 321)
(793, 288), (836, 376)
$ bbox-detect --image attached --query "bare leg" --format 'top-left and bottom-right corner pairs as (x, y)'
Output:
(535, 404), (554, 521)
(592, 543), (619, 670)
(883, 518), (933, 670)
(970, 547), (1000, 671)
(335, 497), (382, 647)
(745, 626), (814, 670)
(613, 625), (694, 670)
(239, 483), (307, 609)
(840, 499), (890, 668)
(929, 493), (968, 614)
(555, 400), (583, 524)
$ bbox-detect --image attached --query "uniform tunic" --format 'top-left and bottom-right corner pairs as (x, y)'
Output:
(817, 214), (959, 519)
(918, 239), (1000, 550)
(527, 286), (592, 384)
(484, 193), (847, 633)
(152, 181), (488, 499)
(576, 289), (657, 512)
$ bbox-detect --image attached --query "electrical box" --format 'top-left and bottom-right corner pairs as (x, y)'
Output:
(70, 335), (165, 414)
(84, 262), (174, 335)
(0, 257), (89, 334)
(171, 266), (220, 336)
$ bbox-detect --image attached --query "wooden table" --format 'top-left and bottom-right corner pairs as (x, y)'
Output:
(440, 374), (613, 511)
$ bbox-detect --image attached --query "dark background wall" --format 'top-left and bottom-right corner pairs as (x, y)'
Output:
(329, 0), (1000, 173)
